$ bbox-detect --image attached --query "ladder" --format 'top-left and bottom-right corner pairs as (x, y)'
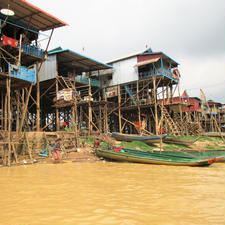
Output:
(124, 85), (136, 105)
(159, 104), (182, 136)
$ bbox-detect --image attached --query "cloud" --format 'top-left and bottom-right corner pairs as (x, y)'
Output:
(29, 0), (225, 103)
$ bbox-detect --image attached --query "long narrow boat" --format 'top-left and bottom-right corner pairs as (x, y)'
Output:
(163, 137), (199, 146)
(96, 148), (221, 167)
(162, 149), (225, 162)
(201, 132), (225, 138)
(112, 132), (167, 144)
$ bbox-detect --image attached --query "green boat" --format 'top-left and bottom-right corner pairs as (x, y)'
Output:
(96, 148), (222, 167)
(112, 132), (167, 144)
(201, 132), (225, 138)
(161, 149), (225, 162)
(163, 137), (199, 146)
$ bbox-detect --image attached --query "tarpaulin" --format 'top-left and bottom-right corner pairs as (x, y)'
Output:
(2, 35), (18, 48)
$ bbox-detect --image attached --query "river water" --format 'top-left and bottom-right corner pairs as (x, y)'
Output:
(0, 161), (225, 225)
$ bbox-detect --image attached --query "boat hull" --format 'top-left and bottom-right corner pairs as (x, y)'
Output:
(163, 137), (198, 146)
(201, 132), (225, 138)
(112, 132), (167, 144)
(162, 150), (225, 162)
(96, 149), (218, 166)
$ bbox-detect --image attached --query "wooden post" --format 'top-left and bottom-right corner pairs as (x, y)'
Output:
(7, 77), (11, 166)
(88, 77), (92, 136)
(177, 82), (183, 134)
(36, 71), (40, 131)
(162, 82), (165, 105)
(1, 90), (3, 130)
(25, 133), (33, 162)
(4, 92), (7, 131)
(137, 80), (141, 135)
(19, 84), (33, 133)
(153, 76), (159, 135)
(118, 85), (122, 133)
(16, 91), (20, 132)
(103, 88), (108, 133)
(170, 84), (173, 104)
(17, 34), (23, 67)
(166, 85), (169, 104)
(56, 77), (59, 131)
(12, 143), (19, 164)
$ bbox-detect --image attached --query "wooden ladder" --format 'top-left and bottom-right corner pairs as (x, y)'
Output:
(159, 104), (182, 136)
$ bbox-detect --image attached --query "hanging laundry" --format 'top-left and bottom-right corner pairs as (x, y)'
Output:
(2, 35), (18, 48)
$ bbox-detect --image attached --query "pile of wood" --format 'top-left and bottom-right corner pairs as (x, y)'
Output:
(184, 122), (202, 136)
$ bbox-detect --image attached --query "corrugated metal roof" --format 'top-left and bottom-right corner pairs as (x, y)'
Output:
(106, 48), (179, 66)
(49, 48), (113, 72)
(0, 0), (68, 31)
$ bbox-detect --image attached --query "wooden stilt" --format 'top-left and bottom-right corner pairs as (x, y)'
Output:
(56, 77), (59, 131)
(153, 76), (158, 135)
(7, 77), (11, 166)
(118, 85), (122, 133)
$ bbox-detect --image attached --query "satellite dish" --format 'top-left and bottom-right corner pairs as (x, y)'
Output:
(0, 8), (15, 16)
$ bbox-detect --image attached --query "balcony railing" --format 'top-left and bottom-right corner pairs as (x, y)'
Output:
(18, 43), (44, 59)
(76, 76), (100, 87)
(8, 63), (36, 83)
(139, 68), (179, 81)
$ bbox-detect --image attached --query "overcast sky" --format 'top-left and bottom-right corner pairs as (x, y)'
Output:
(30, 0), (225, 103)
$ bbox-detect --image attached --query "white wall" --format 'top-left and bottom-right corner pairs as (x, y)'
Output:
(111, 56), (138, 85)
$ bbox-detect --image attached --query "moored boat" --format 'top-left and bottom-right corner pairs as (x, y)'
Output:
(163, 137), (199, 146)
(96, 148), (221, 167)
(162, 149), (225, 162)
(201, 132), (225, 138)
(112, 132), (167, 144)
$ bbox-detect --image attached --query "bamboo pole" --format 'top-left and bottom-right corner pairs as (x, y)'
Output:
(113, 112), (153, 135)
(4, 93), (7, 131)
(88, 77), (92, 135)
(153, 76), (158, 135)
(7, 77), (11, 166)
(18, 84), (33, 133)
(25, 133), (33, 162)
(16, 91), (20, 132)
(137, 81), (142, 135)
(12, 143), (19, 164)
(1, 90), (3, 130)
(118, 85), (122, 133)
(56, 78), (59, 131)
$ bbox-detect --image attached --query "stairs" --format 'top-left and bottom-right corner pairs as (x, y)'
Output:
(159, 104), (182, 136)
(61, 77), (76, 90)
(124, 85), (136, 105)
(44, 131), (78, 158)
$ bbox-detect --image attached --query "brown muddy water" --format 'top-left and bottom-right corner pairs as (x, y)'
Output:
(0, 161), (225, 225)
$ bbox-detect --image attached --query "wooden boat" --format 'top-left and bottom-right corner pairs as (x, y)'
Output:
(96, 148), (221, 167)
(201, 132), (225, 138)
(163, 137), (199, 146)
(112, 132), (167, 144)
(162, 149), (225, 162)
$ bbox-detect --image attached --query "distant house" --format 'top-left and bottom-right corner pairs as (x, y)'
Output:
(102, 48), (180, 87)
(171, 90), (202, 112)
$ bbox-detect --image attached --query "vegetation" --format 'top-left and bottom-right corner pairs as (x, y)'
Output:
(81, 135), (225, 151)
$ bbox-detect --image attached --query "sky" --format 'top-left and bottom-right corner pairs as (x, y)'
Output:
(29, 0), (225, 103)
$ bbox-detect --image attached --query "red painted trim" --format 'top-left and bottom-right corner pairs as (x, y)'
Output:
(137, 54), (162, 62)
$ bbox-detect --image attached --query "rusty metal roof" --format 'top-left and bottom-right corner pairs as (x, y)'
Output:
(0, 0), (68, 31)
